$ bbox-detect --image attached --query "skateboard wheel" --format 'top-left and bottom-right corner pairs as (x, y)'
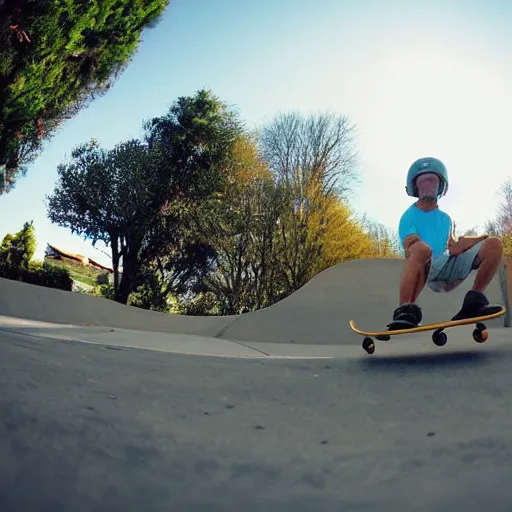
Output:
(362, 337), (375, 354)
(376, 334), (390, 341)
(432, 329), (447, 346)
(473, 327), (488, 343)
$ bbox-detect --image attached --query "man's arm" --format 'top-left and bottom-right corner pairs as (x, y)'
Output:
(448, 232), (489, 256)
(399, 211), (420, 256)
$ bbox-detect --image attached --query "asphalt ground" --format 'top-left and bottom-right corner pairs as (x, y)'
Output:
(2, 329), (512, 511)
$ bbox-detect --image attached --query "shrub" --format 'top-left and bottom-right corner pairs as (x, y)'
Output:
(21, 261), (73, 291)
(95, 283), (115, 300)
(96, 271), (111, 285)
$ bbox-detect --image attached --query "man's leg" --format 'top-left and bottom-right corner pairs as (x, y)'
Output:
(388, 241), (432, 330)
(449, 237), (504, 320)
(472, 236), (503, 292)
(399, 241), (432, 304)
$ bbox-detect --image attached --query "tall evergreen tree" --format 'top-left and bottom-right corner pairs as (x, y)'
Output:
(0, 0), (169, 193)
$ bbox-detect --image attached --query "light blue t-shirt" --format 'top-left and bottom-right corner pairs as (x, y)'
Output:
(398, 203), (452, 258)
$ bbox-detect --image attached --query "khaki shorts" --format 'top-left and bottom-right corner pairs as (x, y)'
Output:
(426, 241), (484, 293)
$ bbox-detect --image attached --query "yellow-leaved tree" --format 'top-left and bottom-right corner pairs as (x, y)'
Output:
(312, 198), (399, 274)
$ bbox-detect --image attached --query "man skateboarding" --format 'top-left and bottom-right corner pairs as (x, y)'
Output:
(389, 157), (504, 330)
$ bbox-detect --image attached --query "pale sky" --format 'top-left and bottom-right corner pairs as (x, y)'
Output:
(2, 0), (511, 266)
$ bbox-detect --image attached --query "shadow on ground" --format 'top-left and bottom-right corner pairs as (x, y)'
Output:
(355, 349), (500, 373)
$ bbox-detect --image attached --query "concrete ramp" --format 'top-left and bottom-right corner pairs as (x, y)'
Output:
(0, 277), (235, 337)
(0, 258), (508, 346)
(220, 258), (508, 345)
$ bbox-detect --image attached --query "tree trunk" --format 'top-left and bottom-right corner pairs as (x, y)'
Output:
(115, 274), (133, 304)
(111, 234), (120, 293)
(114, 246), (140, 305)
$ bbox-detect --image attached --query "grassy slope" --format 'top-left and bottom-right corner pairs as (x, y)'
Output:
(44, 257), (103, 287)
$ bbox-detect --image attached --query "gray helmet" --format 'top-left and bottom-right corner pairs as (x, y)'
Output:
(406, 157), (448, 198)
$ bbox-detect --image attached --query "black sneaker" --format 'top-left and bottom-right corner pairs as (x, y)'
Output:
(386, 302), (423, 331)
(452, 290), (503, 321)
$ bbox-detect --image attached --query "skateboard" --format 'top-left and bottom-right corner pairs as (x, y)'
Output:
(349, 306), (506, 354)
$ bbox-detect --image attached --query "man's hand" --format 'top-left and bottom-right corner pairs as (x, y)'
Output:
(448, 234), (489, 256)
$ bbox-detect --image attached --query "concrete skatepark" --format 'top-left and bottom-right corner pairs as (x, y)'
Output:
(1, 257), (512, 510)
(0, 257), (509, 346)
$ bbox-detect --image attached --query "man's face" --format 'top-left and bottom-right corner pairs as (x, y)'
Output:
(416, 172), (440, 200)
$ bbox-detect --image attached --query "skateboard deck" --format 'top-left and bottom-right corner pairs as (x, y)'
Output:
(350, 306), (506, 354)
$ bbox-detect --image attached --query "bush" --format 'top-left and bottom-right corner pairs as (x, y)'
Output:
(174, 292), (224, 316)
(21, 261), (73, 291)
(0, 262), (19, 280)
(94, 283), (115, 300)
(128, 269), (172, 312)
(96, 271), (111, 285)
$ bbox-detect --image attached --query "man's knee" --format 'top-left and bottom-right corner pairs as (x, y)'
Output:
(407, 240), (432, 263)
(480, 236), (503, 260)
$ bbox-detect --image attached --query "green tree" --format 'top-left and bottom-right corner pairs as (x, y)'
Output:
(46, 90), (243, 304)
(190, 134), (285, 314)
(0, 220), (37, 278)
(0, 0), (169, 193)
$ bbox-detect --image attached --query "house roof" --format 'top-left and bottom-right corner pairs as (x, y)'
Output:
(46, 243), (114, 273)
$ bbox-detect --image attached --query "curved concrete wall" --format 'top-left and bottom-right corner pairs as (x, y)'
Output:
(0, 258), (508, 346)
(220, 258), (508, 345)
(0, 277), (236, 337)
